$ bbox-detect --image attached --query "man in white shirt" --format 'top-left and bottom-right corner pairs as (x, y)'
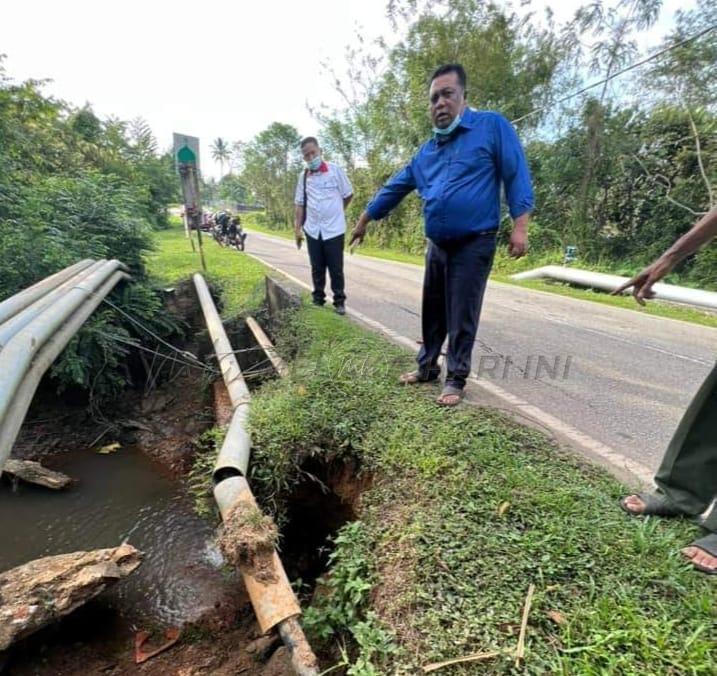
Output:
(294, 137), (353, 315)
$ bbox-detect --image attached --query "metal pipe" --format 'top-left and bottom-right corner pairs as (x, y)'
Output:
(0, 261), (106, 347)
(511, 265), (717, 310)
(245, 316), (289, 378)
(213, 478), (318, 675)
(213, 476), (303, 632)
(194, 274), (318, 676)
(192, 274), (251, 480)
(0, 259), (95, 325)
(0, 261), (125, 433)
(0, 270), (129, 473)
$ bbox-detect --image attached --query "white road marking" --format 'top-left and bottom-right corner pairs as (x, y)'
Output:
(246, 249), (655, 487)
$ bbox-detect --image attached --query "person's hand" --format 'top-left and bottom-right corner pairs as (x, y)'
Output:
(612, 256), (675, 305)
(508, 227), (528, 258)
(349, 221), (367, 250)
(295, 227), (304, 250)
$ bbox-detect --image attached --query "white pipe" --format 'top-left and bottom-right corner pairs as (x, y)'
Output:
(0, 261), (125, 432)
(511, 266), (717, 310)
(0, 261), (107, 348)
(0, 259), (95, 325)
(0, 270), (129, 473)
(192, 274), (252, 479)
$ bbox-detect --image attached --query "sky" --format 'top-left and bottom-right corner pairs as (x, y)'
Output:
(1, 0), (696, 179)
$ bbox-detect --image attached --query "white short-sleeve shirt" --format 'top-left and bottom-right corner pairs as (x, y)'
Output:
(294, 161), (353, 240)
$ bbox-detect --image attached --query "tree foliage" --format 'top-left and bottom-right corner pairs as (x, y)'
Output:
(289, 0), (715, 284)
(211, 137), (231, 177)
(0, 58), (181, 400)
(239, 122), (302, 226)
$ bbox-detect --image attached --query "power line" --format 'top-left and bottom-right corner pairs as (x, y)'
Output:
(512, 23), (717, 124)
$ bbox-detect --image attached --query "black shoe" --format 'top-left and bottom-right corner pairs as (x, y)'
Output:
(312, 299), (325, 307)
(334, 304), (346, 316)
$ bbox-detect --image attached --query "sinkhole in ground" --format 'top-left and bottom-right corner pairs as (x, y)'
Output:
(279, 456), (370, 588)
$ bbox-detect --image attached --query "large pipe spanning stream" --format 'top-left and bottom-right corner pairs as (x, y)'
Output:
(0, 260), (129, 473)
(192, 274), (319, 676)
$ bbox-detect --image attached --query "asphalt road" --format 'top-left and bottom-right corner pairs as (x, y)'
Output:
(244, 230), (716, 480)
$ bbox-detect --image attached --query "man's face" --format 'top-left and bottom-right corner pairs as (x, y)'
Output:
(429, 72), (466, 128)
(302, 142), (321, 163)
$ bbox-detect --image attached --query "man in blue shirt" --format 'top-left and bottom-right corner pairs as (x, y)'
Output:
(350, 63), (534, 405)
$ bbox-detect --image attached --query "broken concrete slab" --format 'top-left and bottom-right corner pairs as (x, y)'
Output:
(0, 543), (142, 650)
(3, 459), (73, 490)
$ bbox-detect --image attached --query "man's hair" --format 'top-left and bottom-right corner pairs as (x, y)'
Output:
(300, 136), (319, 149)
(430, 63), (467, 90)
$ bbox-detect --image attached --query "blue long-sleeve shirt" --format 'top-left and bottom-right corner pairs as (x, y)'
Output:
(366, 109), (534, 243)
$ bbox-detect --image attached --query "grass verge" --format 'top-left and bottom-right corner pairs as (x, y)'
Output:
(493, 275), (717, 329)
(247, 307), (716, 674)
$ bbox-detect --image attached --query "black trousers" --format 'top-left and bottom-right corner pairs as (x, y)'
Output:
(305, 233), (346, 306)
(417, 232), (496, 389)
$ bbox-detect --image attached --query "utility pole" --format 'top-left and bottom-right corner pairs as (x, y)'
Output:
(177, 145), (207, 272)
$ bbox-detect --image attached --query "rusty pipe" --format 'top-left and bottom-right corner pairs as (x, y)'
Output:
(245, 316), (289, 378)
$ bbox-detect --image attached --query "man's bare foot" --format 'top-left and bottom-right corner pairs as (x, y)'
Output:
(681, 545), (717, 574)
(619, 492), (681, 517)
(621, 494), (646, 514)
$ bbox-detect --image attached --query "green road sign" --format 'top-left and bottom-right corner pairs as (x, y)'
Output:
(177, 145), (196, 164)
(172, 133), (200, 174)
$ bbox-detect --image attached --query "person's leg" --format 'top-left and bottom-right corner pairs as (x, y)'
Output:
(324, 234), (346, 307)
(442, 234), (496, 398)
(305, 233), (327, 305)
(624, 362), (717, 572)
(412, 240), (447, 381)
(654, 362), (717, 523)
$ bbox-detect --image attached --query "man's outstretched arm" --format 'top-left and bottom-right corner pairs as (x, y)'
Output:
(349, 161), (417, 247)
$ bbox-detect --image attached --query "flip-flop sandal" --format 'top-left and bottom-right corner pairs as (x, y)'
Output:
(436, 385), (464, 407)
(619, 493), (682, 517)
(682, 533), (717, 575)
(399, 369), (439, 385)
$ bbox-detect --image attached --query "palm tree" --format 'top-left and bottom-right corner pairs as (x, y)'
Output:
(211, 137), (231, 177)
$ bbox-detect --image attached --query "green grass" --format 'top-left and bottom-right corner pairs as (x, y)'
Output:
(146, 217), (266, 316)
(246, 307), (716, 674)
(145, 224), (716, 674)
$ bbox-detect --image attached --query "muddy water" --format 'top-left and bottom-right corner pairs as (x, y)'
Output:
(0, 447), (227, 627)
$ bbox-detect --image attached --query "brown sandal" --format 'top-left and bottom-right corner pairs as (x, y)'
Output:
(436, 385), (464, 406)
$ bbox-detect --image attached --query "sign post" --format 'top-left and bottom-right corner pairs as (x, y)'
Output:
(173, 134), (206, 271)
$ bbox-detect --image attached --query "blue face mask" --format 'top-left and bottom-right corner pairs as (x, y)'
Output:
(433, 113), (462, 137)
(306, 156), (322, 171)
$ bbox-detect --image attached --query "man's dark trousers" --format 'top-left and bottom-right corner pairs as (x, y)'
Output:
(306, 233), (346, 306)
(417, 232), (497, 389)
